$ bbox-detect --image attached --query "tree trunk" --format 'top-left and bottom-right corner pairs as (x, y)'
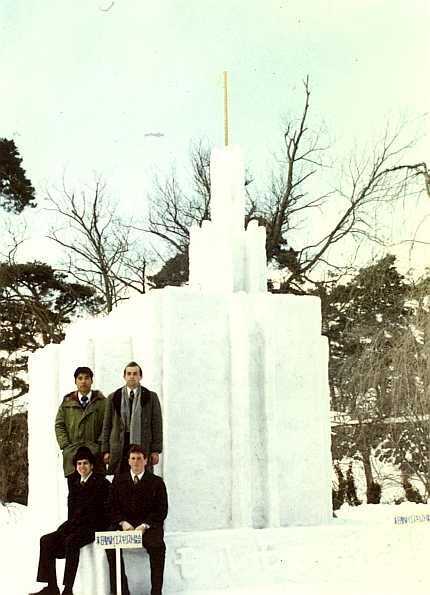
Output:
(359, 430), (375, 502)
(362, 449), (374, 499)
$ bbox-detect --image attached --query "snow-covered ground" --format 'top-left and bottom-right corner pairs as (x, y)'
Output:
(2, 501), (430, 595)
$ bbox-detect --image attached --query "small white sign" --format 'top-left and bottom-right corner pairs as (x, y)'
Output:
(95, 530), (143, 549)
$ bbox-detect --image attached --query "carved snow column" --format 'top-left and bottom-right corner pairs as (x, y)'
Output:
(189, 145), (266, 294)
(27, 344), (61, 531)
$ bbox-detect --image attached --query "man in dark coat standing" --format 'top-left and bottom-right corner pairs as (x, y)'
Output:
(29, 447), (110, 595)
(102, 361), (163, 475)
(106, 444), (168, 595)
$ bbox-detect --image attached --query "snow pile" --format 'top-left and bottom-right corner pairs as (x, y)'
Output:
(0, 501), (27, 526)
(2, 502), (430, 595)
(336, 500), (430, 524)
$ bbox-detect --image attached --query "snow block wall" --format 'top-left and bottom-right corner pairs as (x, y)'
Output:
(27, 145), (332, 536)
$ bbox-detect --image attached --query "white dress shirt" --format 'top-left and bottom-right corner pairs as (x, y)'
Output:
(78, 390), (92, 406)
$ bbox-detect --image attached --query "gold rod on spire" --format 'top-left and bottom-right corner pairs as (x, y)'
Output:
(223, 71), (229, 146)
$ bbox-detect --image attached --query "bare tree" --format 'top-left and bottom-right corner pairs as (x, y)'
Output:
(142, 79), (429, 293)
(259, 78), (429, 292)
(47, 178), (148, 312)
(145, 141), (212, 255)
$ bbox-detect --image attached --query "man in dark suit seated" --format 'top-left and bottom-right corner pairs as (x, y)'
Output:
(107, 444), (168, 595)
(29, 447), (110, 595)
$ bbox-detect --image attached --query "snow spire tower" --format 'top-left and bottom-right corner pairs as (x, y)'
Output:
(189, 145), (267, 294)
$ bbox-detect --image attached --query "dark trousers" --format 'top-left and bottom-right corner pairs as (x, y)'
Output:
(106, 526), (166, 595)
(36, 526), (92, 589)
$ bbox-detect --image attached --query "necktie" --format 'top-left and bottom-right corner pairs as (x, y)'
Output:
(81, 395), (88, 409)
(129, 390), (134, 413)
(133, 474), (139, 485)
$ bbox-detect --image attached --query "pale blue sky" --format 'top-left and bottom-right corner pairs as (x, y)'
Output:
(0, 0), (429, 270)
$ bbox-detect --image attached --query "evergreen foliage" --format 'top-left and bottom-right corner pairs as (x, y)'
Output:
(148, 252), (189, 289)
(0, 261), (103, 398)
(0, 138), (36, 213)
(326, 256), (430, 500)
(324, 255), (411, 500)
(0, 412), (27, 503)
(374, 278), (430, 498)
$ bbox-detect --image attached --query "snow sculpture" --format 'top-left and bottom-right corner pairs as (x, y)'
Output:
(27, 144), (332, 594)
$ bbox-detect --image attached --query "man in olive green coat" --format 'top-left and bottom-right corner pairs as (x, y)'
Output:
(55, 366), (106, 477)
(102, 361), (163, 475)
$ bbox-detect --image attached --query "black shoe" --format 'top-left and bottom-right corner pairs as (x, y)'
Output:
(29, 587), (60, 595)
(61, 589), (73, 595)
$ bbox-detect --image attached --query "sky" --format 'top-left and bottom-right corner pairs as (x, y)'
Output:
(0, 0), (429, 271)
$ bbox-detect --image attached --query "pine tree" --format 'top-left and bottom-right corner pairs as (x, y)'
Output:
(0, 261), (103, 398)
(323, 255), (410, 500)
(0, 138), (36, 213)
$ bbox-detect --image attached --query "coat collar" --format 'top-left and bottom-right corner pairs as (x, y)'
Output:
(113, 385), (151, 414)
(63, 390), (103, 406)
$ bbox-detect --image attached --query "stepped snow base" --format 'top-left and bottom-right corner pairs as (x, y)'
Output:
(74, 519), (430, 595)
(74, 525), (325, 594)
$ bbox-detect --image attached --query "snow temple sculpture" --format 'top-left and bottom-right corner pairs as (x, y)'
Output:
(27, 144), (332, 594)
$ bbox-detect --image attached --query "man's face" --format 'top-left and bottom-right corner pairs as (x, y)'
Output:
(75, 373), (92, 395)
(128, 451), (147, 474)
(76, 458), (93, 478)
(124, 365), (142, 389)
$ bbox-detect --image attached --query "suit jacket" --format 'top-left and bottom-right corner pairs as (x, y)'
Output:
(101, 385), (163, 475)
(109, 470), (168, 529)
(59, 472), (111, 537)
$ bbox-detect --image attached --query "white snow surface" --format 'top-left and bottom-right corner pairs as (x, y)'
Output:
(1, 501), (430, 595)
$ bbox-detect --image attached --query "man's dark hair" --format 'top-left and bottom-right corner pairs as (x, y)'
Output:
(128, 443), (147, 458)
(74, 366), (94, 379)
(123, 361), (143, 376)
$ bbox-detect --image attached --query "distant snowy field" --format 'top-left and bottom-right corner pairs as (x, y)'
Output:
(1, 501), (430, 595)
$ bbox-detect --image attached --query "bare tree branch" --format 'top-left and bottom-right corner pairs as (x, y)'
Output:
(46, 178), (149, 311)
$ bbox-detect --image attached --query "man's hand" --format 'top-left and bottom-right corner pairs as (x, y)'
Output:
(120, 521), (134, 531)
(150, 452), (159, 465)
(135, 523), (150, 533)
(103, 452), (110, 464)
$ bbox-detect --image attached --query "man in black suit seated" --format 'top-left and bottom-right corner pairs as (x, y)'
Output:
(107, 444), (168, 595)
(30, 447), (110, 595)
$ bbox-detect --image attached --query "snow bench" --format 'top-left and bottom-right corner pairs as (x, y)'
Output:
(73, 540), (150, 595)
